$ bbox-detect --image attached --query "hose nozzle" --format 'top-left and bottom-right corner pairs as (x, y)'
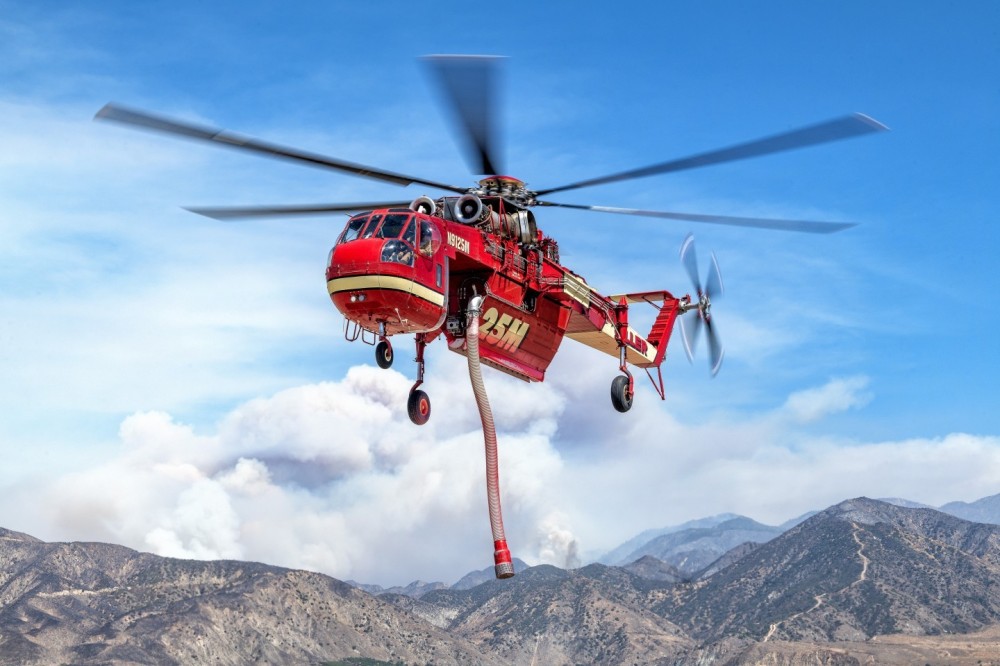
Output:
(493, 539), (514, 579)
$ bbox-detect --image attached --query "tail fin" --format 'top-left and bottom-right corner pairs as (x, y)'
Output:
(646, 298), (682, 366)
(609, 290), (684, 367)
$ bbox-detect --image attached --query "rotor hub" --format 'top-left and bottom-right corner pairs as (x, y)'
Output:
(699, 292), (712, 319)
(474, 176), (534, 206)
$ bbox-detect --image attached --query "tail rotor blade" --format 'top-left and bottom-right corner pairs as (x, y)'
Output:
(680, 233), (702, 294)
(678, 316), (696, 364)
(706, 320), (724, 377)
(679, 234), (724, 377)
(687, 312), (704, 360)
(706, 251), (724, 299)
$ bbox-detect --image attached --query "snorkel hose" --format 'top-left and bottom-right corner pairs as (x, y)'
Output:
(466, 295), (515, 579)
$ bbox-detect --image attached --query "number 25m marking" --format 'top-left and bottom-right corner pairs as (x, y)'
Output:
(479, 306), (530, 352)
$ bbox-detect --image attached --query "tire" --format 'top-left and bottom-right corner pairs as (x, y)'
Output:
(611, 375), (633, 413)
(407, 389), (431, 425)
(375, 340), (393, 369)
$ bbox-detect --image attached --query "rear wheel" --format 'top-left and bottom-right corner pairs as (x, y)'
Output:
(610, 375), (633, 413)
(375, 340), (393, 369)
(407, 389), (431, 425)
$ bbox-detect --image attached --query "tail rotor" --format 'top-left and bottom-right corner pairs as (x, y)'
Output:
(679, 234), (725, 376)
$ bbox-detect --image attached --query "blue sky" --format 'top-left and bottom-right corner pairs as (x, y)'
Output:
(1, 2), (999, 584)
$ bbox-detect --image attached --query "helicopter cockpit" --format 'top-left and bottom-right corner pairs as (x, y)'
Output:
(336, 209), (441, 267)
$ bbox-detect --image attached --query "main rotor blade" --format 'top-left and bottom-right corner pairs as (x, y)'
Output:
(537, 201), (856, 233)
(535, 113), (888, 196)
(95, 104), (468, 194)
(184, 201), (413, 221)
(424, 55), (503, 176)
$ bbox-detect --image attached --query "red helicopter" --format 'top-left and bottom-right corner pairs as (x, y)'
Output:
(96, 56), (886, 425)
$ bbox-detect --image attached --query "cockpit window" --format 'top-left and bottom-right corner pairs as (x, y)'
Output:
(340, 212), (414, 245)
(418, 218), (442, 257)
(360, 214), (382, 239)
(339, 214), (369, 244)
(376, 213), (411, 240)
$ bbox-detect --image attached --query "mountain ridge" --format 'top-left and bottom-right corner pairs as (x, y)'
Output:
(4, 496), (1000, 664)
(0, 528), (499, 665)
(654, 497), (1000, 644)
(345, 492), (1000, 599)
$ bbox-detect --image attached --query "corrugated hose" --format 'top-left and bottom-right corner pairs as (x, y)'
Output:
(465, 294), (515, 579)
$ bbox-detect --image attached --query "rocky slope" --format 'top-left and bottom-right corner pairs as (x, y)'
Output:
(622, 555), (686, 583)
(656, 497), (1000, 643)
(415, 563), (692, 664)
(5, 497), (1000, 665)
(388, 499), (1000, 662)
(0, 528), (498, 665)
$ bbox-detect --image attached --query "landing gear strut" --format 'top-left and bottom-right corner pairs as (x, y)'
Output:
(407, 334), (431, 425)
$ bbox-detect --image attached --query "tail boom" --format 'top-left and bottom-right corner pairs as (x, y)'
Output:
(564, 289), (684, 368)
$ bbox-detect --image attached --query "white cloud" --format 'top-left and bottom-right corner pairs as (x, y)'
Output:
(218, 457), (273, 496)
(782, 375), (872, 423)
(144, 478), (243, 560)
(3, 362), (999, 587)
(4, 365), (571, 584)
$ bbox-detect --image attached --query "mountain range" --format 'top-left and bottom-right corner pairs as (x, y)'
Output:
(595, 492), (1000, 576)
(4, 495), (1000, 664)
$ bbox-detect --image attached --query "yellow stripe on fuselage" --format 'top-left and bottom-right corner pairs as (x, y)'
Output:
(327, 275), (445, 307)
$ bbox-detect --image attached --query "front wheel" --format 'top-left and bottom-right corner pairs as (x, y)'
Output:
(375, 340), (393, 369)
(610, 375), (633, 413)
(407, 389), (431, 425)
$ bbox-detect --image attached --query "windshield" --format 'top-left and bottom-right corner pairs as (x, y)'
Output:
(376, 213), (412, 240)
(359, 214), (382, 239)
(339, 214), (369, 243)
(340, 212), (416, 244)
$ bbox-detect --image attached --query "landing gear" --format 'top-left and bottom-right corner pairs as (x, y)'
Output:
(610, 375), (633, 413)
(407, 334), (431, 426)
(375, 340), (393, 369)
(611, 342), (634, 413)
(374, 322), (393, 369)
(407, 389), (431, 425)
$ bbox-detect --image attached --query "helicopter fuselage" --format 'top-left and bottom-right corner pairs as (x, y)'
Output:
(326, 193), (683, 386)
